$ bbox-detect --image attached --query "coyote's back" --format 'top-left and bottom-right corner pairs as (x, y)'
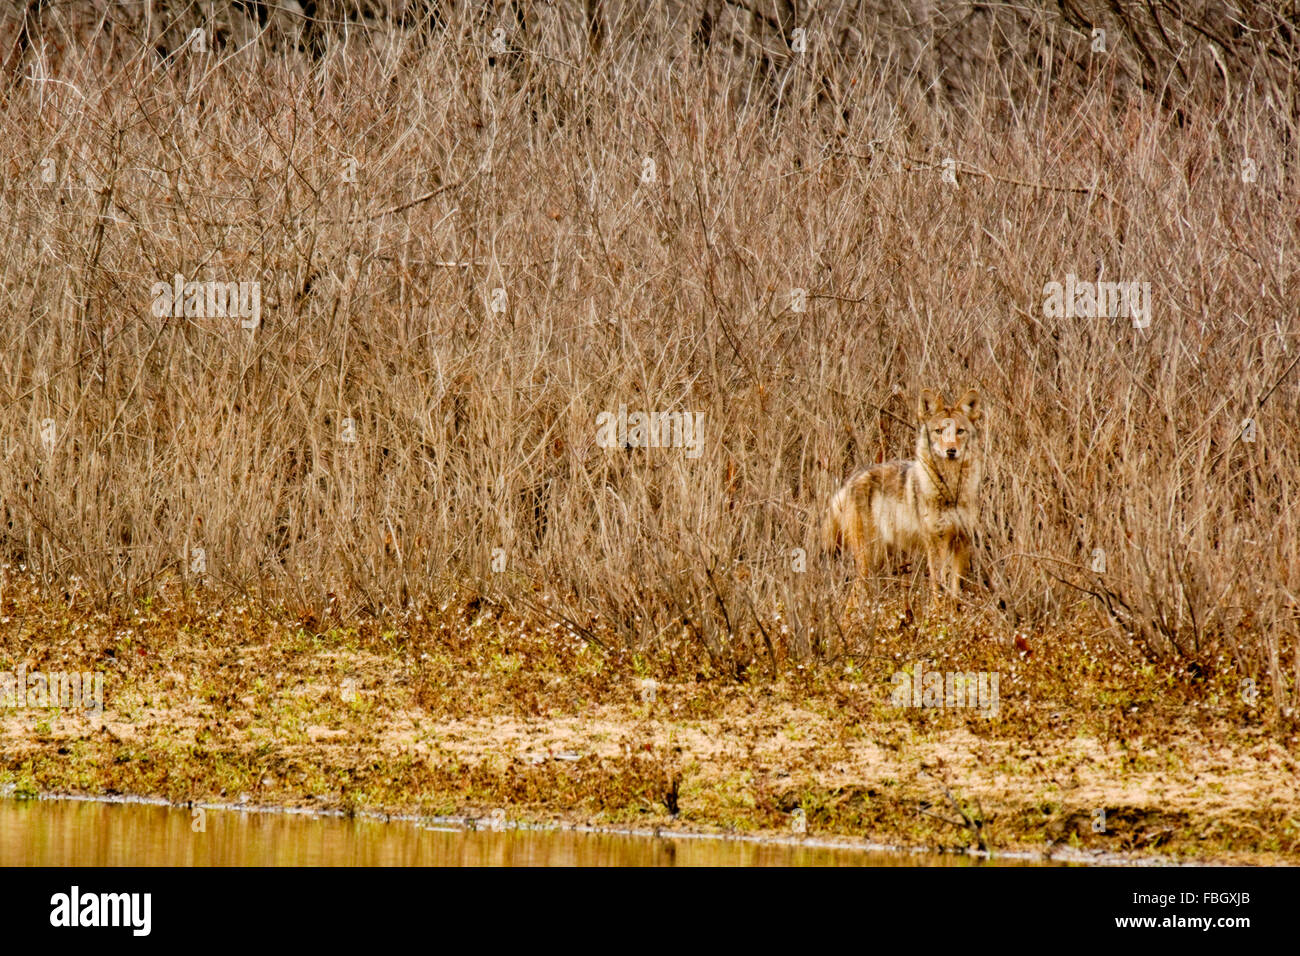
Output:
(824, 388), (984, 597)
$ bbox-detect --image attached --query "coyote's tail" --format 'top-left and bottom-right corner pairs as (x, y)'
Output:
(822, 486), (848, 555)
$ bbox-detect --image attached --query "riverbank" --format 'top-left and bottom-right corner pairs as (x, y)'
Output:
(1, 577), (1296, 864)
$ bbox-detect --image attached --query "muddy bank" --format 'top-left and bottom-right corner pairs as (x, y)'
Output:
(1, 580), (1296, 864)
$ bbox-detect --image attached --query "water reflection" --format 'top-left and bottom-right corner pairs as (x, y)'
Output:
(0, 799), (1046, 866)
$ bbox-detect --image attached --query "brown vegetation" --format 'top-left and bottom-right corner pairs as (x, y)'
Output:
(0, 3), (1296, 723)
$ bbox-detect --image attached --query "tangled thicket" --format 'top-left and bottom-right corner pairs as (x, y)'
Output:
(0, 1), (1296, 714)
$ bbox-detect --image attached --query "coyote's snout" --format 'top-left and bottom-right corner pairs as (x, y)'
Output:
(823, 388), (984, 599)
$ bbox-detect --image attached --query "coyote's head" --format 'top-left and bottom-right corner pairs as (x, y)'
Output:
(916, 388), (981, 463)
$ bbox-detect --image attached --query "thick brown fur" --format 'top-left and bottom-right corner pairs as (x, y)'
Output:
(824, 388), (984, 599)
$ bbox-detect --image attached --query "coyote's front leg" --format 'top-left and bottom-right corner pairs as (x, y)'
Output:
(948, 533), (972, 598)
(924, 540), (943, 608)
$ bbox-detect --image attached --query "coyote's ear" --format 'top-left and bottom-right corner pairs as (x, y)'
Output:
(957, 388), (981, 422)
(917, 388), (946, 420)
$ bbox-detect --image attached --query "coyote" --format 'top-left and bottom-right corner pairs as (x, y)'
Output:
(823, 388), (983, 599)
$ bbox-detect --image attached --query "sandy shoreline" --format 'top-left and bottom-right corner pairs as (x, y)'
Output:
(2, 585), (1296, 865)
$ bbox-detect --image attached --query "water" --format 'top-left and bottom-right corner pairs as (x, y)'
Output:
(0, 798), (1051, 866)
